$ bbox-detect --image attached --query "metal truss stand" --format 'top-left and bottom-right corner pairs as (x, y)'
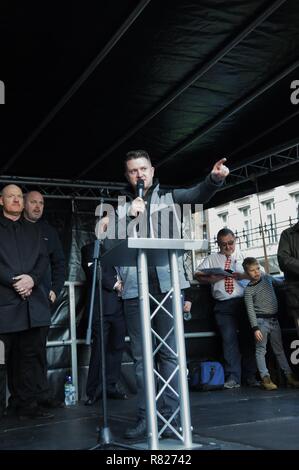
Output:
(102, 237), (218, 450)
(130, 238), (214, 450)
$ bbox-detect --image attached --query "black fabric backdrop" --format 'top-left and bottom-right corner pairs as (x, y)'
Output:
(45, 201), (95, 401)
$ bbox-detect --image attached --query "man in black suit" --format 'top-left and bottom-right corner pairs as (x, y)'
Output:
(23, 191), (65, 408)
(5, 189), (65, 415)
(81, 241), (127, 404)
(0, 185), (52, 419)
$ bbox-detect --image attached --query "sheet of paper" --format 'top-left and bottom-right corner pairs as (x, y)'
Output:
(199, 268), (233, 276)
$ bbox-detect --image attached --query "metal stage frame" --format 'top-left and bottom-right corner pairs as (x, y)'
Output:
(1, 138), (299, 201)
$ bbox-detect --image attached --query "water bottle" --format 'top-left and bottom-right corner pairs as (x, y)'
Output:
(64, 375), (76, 406)
(183, 310), (192, 321)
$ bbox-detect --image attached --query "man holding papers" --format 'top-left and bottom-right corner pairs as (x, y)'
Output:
(195, 228), (258, 389)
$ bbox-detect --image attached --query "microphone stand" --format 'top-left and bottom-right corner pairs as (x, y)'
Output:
(86, 234), (134, 450)
(85, 239), (113, 446)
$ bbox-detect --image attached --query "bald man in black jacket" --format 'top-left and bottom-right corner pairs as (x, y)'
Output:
(0, 185), (52, 419)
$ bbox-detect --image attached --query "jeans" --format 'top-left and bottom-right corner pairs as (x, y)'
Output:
(124, 295), (178, 419)
(214, 298), (257, 384)
(255, 317), (292, 378)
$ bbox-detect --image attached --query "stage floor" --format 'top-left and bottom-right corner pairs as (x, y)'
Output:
(1, 387), (299, 450)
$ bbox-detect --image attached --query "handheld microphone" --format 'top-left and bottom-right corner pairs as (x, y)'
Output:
(136, 179), (144, 199)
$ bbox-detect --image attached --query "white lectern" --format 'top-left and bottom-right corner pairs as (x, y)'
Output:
(103, 237), (209, 450)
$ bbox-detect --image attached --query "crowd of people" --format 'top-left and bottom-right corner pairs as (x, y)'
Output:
(0, 186), (65, 419)
(1, 150), (299, 442)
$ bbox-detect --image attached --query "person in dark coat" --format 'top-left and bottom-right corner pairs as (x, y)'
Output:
(0, 184), (52, 419)
(277, 221), (299, 336)
(6, 191), (66, 411)
(23, 191), (66, 407)
(81, 241), (127, 404)
(24, 191), (65, 303)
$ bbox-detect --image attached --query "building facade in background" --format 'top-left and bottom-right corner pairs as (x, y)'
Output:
(193, 182), (299, 274)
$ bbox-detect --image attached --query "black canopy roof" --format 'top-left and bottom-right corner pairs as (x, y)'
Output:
(1, 0), (299, 206)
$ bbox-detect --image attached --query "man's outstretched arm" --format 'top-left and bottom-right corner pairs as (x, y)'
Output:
(173, 158), (229, 204)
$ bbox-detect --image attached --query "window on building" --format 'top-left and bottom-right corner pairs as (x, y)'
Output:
(201, 210), (208, 239)
(262, 199), (277, 243)
(291, 192), (299, 220)
(239, 206), (252, 247)
(218, 212), (228, 227)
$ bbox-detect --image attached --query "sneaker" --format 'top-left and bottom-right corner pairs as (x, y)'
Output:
(224, 379), (240, 389)
(261, 375), (277, 391)
(124, 419), (147, 439)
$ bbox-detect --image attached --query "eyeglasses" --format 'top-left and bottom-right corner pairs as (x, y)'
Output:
(218, 240), (235, 247)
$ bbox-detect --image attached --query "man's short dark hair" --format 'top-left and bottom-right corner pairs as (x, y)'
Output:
(242, 257), (259, 271)
(124, 150), (151, 170)
(217, 228), (235, 242)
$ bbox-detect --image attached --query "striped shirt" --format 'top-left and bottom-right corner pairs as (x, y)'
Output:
(244, 274), (282, 330)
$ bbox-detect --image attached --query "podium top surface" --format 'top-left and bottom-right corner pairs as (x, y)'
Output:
(127, 238), (208, 251)
(102, 238), (208, 266)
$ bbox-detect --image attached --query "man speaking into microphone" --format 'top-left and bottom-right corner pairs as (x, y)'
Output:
(116, 149), (229, 439)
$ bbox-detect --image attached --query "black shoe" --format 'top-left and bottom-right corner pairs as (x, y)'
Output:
(244, 378), (261, 388)
(107, 389), (128, 400)
(84, 396), (99, 406)
(4, 404), (18, 417)
(124, 419), (147, 439)
(38, 398), (65, 409)
(18, 405), (54, 420)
